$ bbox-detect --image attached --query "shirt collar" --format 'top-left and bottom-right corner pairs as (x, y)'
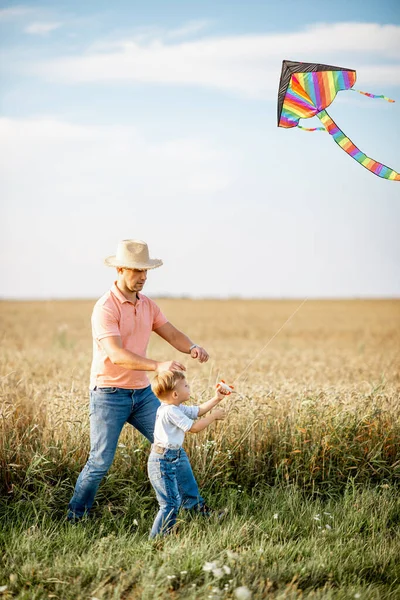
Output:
(111, 282), (140, 305)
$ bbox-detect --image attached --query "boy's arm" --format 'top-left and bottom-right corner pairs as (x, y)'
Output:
(197, 389), (229, 417)
(189, 411), (223, 433)
(197, 395), (220, 417)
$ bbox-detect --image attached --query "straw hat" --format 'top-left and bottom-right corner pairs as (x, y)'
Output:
(104, 240), (163, 270)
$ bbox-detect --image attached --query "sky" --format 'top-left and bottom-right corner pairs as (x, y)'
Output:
(0, 0), (399, 300)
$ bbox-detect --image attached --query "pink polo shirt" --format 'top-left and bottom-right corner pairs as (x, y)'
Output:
(89, 283), (168, 390)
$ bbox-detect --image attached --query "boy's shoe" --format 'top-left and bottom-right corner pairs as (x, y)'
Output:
(197, 504), (228, 520)
(66, 511), (94, 524)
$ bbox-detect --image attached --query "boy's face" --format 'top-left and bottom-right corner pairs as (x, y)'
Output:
(173, 378), (191, 403)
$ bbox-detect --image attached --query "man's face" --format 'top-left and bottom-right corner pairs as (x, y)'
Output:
(121, 268), (148, 292)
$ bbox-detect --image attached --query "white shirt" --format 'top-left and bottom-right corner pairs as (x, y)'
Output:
(153, 403), (200, 448)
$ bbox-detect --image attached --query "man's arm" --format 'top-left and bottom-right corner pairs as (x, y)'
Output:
(154, 322), (209, 363)
(100, 336), (185, 372)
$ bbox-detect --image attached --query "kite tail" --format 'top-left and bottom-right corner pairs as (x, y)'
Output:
(316, 109), (400, 181)
(350, 89), (395, 103)
(297, 125), (325, 132)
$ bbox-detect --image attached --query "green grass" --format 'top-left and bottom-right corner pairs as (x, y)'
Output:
(1, 483), (399, 599)
(1, 300), (399, 598)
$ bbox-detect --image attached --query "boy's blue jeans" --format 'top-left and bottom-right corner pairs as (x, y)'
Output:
(147, 447), (204, 538)
(68, 385), (161, 520)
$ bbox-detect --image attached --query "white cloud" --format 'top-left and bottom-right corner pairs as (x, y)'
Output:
(24, 21), (62, 35)
(1, 115), (399, 299)
(0, 116), (232, 202)
(31, 22), (400, 98)
(0, 115), (235, 296)
(166, 20), (212, 39)
(0, 5), (34, 20)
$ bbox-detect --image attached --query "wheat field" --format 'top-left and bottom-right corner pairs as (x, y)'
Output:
(1, 299), (400, 599)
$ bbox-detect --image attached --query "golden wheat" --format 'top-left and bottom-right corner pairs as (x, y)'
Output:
(1, 299), (399, 493)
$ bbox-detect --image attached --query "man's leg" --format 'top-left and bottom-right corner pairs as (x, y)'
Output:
(67, 388), (132, 520)
(126, 385), (160, 442)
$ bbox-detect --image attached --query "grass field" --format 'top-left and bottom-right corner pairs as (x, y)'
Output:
(1, 299), (400, 599)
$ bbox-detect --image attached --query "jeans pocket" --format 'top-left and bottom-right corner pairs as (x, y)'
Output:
(164, 450), (180, 464)
(97, 387), (118, 394)
(148, 460), (163, 481)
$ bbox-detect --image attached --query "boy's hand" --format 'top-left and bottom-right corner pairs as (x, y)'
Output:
(215, 382), (234, 402)
(213, 408), (226, 421)
(216, 389), (230, 401)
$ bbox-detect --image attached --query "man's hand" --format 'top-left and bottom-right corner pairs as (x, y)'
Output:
(156, 360), (186, 373)
(212, 408), (226, 421)
(190, 345), (209, 363)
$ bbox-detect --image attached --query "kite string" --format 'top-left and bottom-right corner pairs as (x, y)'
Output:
(232, 297), (308, 386)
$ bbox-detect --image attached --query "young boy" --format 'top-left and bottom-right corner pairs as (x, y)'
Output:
(148, 370), (228, 538)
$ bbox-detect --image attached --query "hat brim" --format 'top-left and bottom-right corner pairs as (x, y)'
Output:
(104, 256), (163, 270)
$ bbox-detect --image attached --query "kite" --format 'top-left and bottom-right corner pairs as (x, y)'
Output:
(277, 60), (400, 181)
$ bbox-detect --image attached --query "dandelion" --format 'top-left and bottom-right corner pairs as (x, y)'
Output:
(325, 524), (332, 530)
(313, 515), (320, 521)
(133, 519), (138, 526)
(203, 561), (218, 572)
(273, 513), (279, 519)
(0, 586), (8, 593)
(167, 575), (176, 580)
(226, 550), (239, 560)
(212, 567), (225, 579)
(234, 586), (252, 600)
(180, 570), (188, 575)
(354, 594), (361, 599)
(223, 565), (231, 575)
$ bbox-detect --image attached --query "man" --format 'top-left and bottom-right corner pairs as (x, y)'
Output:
(67, 239), (209, 521)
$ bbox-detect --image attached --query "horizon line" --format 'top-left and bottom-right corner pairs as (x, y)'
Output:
(1, 295), (400, 302)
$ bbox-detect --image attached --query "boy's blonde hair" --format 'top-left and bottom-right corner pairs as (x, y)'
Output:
(151, 370), (186, 400)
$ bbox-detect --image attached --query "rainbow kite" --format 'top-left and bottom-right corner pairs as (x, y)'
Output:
(277, 60), (400, 181)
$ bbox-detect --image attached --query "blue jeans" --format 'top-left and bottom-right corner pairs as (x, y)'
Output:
(68, 385), (160, 520)
(147, 447), (204, 538)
